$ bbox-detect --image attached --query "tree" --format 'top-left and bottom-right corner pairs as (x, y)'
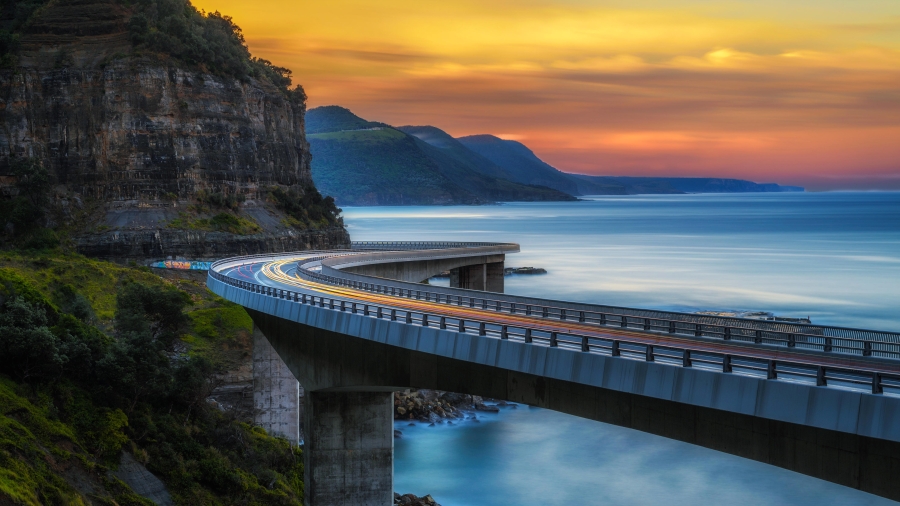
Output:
(96, 329), (173, 413)
(115, 282), (191, 351)
(1, 156), (53, 238)
(0, 297), (65, 381)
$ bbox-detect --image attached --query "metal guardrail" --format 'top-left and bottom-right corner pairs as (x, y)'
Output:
(297, 261), (900, 359)
(208, 265), (900, 396)
(350, 241), (513, 250)
(296, 244), (900, 360)
(208, 242), (900, 395)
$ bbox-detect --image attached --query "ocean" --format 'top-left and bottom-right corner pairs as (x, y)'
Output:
(341, 192), (900, 506)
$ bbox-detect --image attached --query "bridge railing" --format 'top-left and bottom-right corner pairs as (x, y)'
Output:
(207, 267), (900, 396)
(294, 257), (900, 361)
(349, 241), (514, 251)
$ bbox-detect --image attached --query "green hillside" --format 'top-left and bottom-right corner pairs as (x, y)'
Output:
(0, 251), (303, 505)
(456, 135), (586, 195)
(309, 127), (479, 205)
(410, 136), (577, 203)
(307, 107), (576, 205)
(399, 126), (514, 181)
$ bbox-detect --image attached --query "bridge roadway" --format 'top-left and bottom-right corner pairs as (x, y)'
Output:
(208, 242), (900, 506)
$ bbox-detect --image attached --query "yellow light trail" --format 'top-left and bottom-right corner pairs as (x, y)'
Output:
(249, 257), (900, 375)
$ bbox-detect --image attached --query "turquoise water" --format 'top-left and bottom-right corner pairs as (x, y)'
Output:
(341, 192), (900, 506)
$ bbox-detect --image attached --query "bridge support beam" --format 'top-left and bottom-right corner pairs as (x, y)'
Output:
(253, 327), (302, 445)
(243, 308), (900, 502)
(450, 261), (504, 292)
(304, 391), (394, 506)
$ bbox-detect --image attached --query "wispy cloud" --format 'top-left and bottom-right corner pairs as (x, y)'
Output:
(195, 0), (900, 189)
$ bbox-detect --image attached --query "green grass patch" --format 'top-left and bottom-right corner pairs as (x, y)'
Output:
(190, 301), (253, 341)
(167, 212), (261, 235)
(0, 252), (168, 322)
(0, 377), (89, 506)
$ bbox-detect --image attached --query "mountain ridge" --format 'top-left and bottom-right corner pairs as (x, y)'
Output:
(307, 107), (577, 205)
(306, 106), (804, 206)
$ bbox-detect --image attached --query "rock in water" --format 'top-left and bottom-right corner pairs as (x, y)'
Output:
(394, 492), (442, 505)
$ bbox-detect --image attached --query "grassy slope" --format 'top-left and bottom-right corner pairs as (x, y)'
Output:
(0, 376), (155, 506)
(0, 252), (299, 505)
(0, 252), (165, 321)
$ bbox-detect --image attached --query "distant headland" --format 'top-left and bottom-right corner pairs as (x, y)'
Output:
(307, 106), (803, 206)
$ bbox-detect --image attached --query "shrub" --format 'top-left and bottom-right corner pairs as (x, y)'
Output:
(1, 157), (53, 239)
(270, 184), (342, 230)
(197, 190), (244, 210)
(114, 282), (191, 350)
(0, 297), (65, 381)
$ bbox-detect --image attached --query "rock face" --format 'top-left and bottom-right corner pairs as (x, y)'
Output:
(0, 0), (349, 258)
(72, 213), (350, 259)
(2, 61), (311, 202)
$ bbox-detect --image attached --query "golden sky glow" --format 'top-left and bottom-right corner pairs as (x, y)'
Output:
(195, 0), (900, 189)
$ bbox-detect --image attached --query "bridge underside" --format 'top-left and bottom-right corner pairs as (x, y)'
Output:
(342, 254), (505, 292)
(250, 309), (900, 504)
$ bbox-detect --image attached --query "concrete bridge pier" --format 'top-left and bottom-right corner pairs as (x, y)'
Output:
(304, 391), (394, 506)
(450, 261), (504, 292)
(253, 325), (394, 506)
(253, 327), (303, 444)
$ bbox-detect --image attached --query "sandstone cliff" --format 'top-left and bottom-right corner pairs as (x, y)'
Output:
(0, 0), (349, 258)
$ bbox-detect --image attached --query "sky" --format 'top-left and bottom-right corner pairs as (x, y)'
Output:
(193, 0), (900, 190)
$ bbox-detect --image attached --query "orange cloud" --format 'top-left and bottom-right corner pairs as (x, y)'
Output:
(192, 0), (900, 189)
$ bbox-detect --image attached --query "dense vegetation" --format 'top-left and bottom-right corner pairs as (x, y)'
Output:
(269, 184), (343, 230)
(0, 0), (47, 67)
(0, 252), (303, 504)
(0, 155), (63, 249)
(0, 0), (298, 93)
(127, 0), (295, 89)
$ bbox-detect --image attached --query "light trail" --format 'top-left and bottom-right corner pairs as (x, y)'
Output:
(237, 256), (900, 376)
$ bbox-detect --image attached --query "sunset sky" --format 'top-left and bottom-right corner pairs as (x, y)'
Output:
(194, 0), (900, 190)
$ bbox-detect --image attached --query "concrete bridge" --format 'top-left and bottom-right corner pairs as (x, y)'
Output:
(207, 242), (900, 506)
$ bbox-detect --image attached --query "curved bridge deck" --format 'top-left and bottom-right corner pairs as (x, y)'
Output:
(208, 242), (900, 505)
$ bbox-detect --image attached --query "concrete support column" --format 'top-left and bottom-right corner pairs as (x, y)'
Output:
(449, 266), (467, 289)
(485, 261), (504, 293)
(304, 391), (394, 506)
(449, 261), (504, 293)
(253, 327), (302, 444)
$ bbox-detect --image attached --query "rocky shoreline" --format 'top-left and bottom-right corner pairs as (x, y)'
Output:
(393, 389), (514, 428)
(395, 492), (441, 505)
(392, 390), (518, 506)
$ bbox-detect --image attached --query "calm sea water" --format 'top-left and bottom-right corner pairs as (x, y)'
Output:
(342, 192), (900, 506)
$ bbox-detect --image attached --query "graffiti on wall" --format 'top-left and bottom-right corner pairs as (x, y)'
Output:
(149, 260), (214, 271)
